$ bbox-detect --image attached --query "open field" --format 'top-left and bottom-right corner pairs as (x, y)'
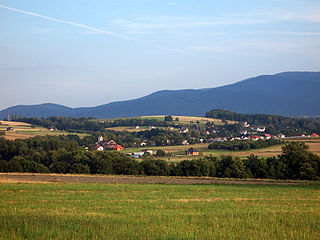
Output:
(142, 115), (236, 125)
(0, 175), (319, 239)
(1, 173), (307, 185)
(93, 115), (234, 125)
(0, 120), (90, 140)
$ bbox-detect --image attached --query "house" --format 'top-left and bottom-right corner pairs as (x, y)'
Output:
(250, 135), (260, 141)
(264, 134), (272, 140)
(276, 134), (286, 139)
(140, 141), (148, 147)
(242, 122), (250, 128)
(112, 144), (123, 151)
(98, 136), (104, 142)
(181, 140), (189, 145)
(240, 130), (248, 135)
(106, 140), (117, 147)
(49, 126), (57, 131)
(179, 126), (189, 133)
(254, 126), (266, 132)
(186, 148), (199, 156)
(142, 149), (153, 155)
(130, 152), (145, 158)
(206, 138), (214, 143)
(96, 146), (104, 151)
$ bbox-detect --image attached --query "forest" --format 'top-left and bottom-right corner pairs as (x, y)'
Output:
(0, 136), (319, 180)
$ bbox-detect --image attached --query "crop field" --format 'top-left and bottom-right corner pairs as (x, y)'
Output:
(0, 175), (319, 240)
(0, 121), (89, 140)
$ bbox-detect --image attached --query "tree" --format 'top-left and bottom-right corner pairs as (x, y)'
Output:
(164, 116), (173, 121)
(156, 149), (166, 157)
(279, 142), (320, 180)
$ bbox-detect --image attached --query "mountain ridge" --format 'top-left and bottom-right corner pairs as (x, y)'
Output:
(1, 71), (320, 118)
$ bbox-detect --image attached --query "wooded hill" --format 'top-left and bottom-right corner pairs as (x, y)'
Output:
(1, 71), (320, 118)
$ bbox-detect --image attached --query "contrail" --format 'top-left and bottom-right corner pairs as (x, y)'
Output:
(0, 4), (134, 40)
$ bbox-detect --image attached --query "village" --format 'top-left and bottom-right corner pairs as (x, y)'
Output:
(94, 120), (319, 159)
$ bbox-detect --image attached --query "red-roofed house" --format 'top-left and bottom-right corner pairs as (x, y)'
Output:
(250, 135), (260, 141)
(112, 144), (124, 151)
(264, 134), (272, 139)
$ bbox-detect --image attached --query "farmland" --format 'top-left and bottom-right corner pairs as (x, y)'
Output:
(0, 175), (319, 239)
(0, 120), (89, 140)
(124, 138), (320, 162)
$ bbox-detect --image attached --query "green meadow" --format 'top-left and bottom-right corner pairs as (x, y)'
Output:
(0, 182), (319, 239)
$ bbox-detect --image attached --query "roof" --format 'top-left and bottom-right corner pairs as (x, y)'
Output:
(112, 144), (123, 150)
(187, 148), (199, 153)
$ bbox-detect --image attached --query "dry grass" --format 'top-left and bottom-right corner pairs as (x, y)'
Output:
(0, 120), (31, 126)
(0, 121), (90, 140)
(141, 115), (236, 124)
(0, 173), (309, 185)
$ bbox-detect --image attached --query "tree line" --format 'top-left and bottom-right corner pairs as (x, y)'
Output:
(208, 139), (283, 151)
(206, 109), (320, 135)
(0, 136), (319, 180)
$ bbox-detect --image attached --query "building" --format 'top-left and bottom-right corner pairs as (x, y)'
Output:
(96, 146), (104, 151)
(186, 148), (199, 156)
(264, 134), (272, 140)
(250, 135), (260, 141)
(242, 122), (250, 128)
(142, 149), (153, 155)
(112, 144), (124, 151)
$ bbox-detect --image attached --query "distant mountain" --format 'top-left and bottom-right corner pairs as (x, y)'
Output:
(1, 72), (320, 119)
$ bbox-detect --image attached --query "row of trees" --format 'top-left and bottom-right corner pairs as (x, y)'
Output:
(15, 116), (177, 131)
(208, 139), (283, 151)
(1, 136), (319, 180)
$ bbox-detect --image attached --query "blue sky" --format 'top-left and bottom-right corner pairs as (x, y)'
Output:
(1, 0), (319, 110)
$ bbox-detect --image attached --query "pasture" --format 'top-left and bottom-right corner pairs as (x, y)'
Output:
(0, 176), (319, 240)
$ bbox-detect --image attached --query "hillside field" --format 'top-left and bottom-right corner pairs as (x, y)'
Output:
(0, 120), (89, 140)
(0, 176), (319, 240)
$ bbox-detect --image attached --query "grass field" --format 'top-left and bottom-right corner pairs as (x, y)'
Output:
(0, 179), (319, 239)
